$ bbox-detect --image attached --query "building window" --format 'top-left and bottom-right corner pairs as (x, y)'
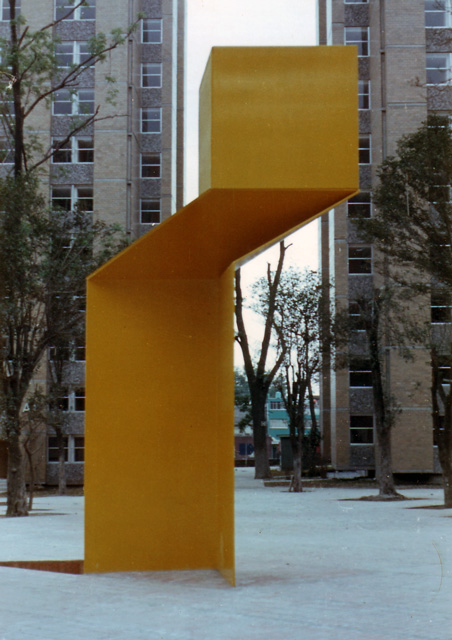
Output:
(55, 0), (95, 21)
(142, 63), (162, 88)
(349, 301), (366, 331)
(141, 108), (161, 133)
(359, 135), (371, 164)
(270, 401), (282, 409)
(0, 137), (13, 163)
(358, 80), (370, 110)
(141, 153), (161, 178)
(431, 288), (452, 323)
(141, 199), (160, 224)
(425, 0), (450, 27)
(51, 388), (85, 413)
(426, 53), (450, 84)
(142, 19), (162, 43)
(349, 359), (373, 387)
(49, 336), (85, 362)
(56, 41), (93, 69)
(348, 246), (372, 274)
(52, 137), (94, 163)
(74, 335), (86, 361)
(347, 192), (372, 218)
(350, 416), (374, 444)
(53, 89), (95, 116)
(51, 185), (93, 213)
(74, 387), (85, 411)
(345, 27), (369, 56)
(437, 356), (452, 385)
(48, 435), (85, 462)
(1, 0), (20, 21)
(345, 0), (368, 3)
(430, 184), (451, 204)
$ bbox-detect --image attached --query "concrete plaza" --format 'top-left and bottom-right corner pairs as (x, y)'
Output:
(0, 469), (450, 639)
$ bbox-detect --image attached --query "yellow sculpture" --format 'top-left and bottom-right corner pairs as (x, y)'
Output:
(84, 46), (358, 585)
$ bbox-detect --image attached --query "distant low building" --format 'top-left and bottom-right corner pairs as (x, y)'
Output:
(266, 392), (320, 443)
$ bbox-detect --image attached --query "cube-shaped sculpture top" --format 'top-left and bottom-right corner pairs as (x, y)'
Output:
(199, 46), (358, 194)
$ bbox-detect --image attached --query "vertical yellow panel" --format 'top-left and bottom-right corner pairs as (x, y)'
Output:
(85, 277), (234, 575)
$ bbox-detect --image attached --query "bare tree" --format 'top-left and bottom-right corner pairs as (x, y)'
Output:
(273, 269), (327, 492)
(234, 242), (287, 479)
(0, 176), (126, 516)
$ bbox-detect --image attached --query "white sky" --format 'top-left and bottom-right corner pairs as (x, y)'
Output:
(185, 0), (319, 361)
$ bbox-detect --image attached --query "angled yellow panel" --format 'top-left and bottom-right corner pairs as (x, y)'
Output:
(84, 46), (358, 585)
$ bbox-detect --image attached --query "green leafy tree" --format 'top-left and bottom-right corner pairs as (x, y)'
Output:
(0, 0), (140, 515)
(334, 284), (412, 498)
(357, 114), (452, 505)
(0, 175), (126, 516)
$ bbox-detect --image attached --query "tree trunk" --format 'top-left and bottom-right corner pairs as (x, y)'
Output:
(368, 323), (398, 497)
(290, 434), (303, 492)
(253, 418), (271, 479)
(58, 457), (67, 495)
(375, 424), (397, 497)
(443, 468), (452, 508)
(6, 431), (28, 517)
(24, 442), (35, 510)
(431, 347), (452, 507)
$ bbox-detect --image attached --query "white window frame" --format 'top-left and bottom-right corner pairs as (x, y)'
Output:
(141, 152), (161, 178)
(425, 0), (451, 27)
(141, 107), (161, 133)
(437, 356), (452, 385)
(359, 135), (371, 164)
(431, 288), (452, 323)
(51, 185), (93, 212)
(350, 415), (374, 445)
(55, 0), (95, 21)
(1, 0), (21, 21)
(345, 26), (369, 56)
(140, 199), (161, 225)
(430, 184), (452, 203)
(141, 63), (162, 88)
(349, 360), (373, 388)
(426, 53), (450, 85)
(49, 335), (85, 363)
(348, 245), (372, 274)
(52, 89), (95, 116)
(358, 80), (370, 110)
(347, 192), (372, 218)
(52, 137), (94, 163)
(142, 18), (162, 44)
(56, 41), (92, 69)
(48, 434), (85, 463)
(348, 301), (366, 331)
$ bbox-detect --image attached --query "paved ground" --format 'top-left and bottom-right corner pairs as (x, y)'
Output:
(0, 470), (451, 639)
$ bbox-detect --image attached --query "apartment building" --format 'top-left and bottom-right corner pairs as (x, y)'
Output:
(0, 0), (185, 484)
(318, 0), (448, 476)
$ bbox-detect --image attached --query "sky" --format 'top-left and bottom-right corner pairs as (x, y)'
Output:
(185, 0), (319, 360)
